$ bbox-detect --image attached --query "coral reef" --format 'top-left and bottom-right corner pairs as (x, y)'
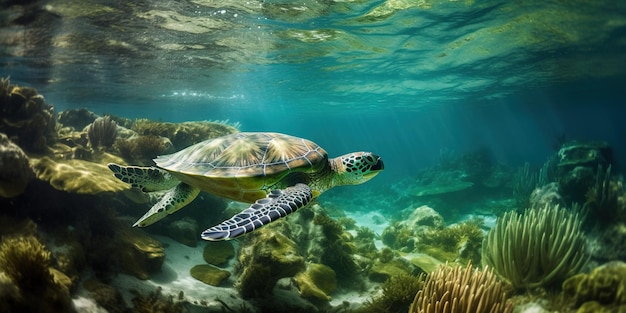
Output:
(417, 219), (484, 265)
(409, 263), (513, 313)
(0, 77), (56, 153)
(189, 264), (231, 286)
(87, 115), (118, 149)
(115, 135), (174, 165)
(131, 119), (239, 150)
(0, 132), (34, 198)
(382, 205), (444, 251)
(482, 204), (589, 289)
(57, 108), (98, 130)
(562, 261), (626, 312)
(0, 235), (74, 313)
(312, 212), (359, 279)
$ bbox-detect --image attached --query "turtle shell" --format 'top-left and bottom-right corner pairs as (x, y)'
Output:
(154, 132), (328, 202)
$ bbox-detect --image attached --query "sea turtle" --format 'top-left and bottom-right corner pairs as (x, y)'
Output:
(108, 132), (384, 241)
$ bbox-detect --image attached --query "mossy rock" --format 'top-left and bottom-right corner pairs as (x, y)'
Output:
(32, 155), (130, 194)
(369, 257), (415, 282)
(404, 252), (443, 274)
(166, 218), (199, 247)
(563, 261), (626, 309)
(294, 263), (337, 301)
(236, 228), (306, 298)
(190, 264), (231, 286)
(115, 226), (165, 280)
(203, 240), (235, 266)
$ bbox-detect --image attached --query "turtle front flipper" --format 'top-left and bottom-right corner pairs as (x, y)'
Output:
(201, 183), (313, 241)
(108, 163), (179, 192)
(133, 183), (201, 227)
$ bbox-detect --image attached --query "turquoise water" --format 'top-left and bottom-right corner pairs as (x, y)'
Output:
(3, 0), (625, 190)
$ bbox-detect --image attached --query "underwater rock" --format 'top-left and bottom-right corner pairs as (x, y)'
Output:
(529, 182), (563, 209)
(404, 253), (444, 274)
(562, 261), (626, 310)
(236, 228), (306, 298)
(0, 77), (57, 153)
(0, 132), (34, 198)
(382, 205), (444, 252)
(557, 141), (611, 170)
(294, 263), (337, 301)
(404, 205), (445, 230)
(165, 217), (199, 247)
(32, 155), (130, 194)
(190, 264), (231, 286)
(369, 257), (416, 283)
(57, 108), (98, 130)
(203, 240), (235, 266)
(115, 226), (165, 280)
(82, 278), (127, 313)
(556, 141), (613, 204)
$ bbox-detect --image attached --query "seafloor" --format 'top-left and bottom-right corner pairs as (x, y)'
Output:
(1, 78), (625, 313)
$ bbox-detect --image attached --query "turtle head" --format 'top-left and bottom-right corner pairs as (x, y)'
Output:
(333, 152), (384, 185)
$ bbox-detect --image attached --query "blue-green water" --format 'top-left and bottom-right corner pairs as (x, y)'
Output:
(3, 0), (626, 189)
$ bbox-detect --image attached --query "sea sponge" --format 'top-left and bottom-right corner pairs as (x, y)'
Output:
(562, 261), (626, 309)
(409, 263), (513, 313)
(0, 132), (34, 198)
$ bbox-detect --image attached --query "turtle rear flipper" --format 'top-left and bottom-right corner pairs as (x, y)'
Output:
(201, 183), (313, 241)
(108, 163), (178, 191)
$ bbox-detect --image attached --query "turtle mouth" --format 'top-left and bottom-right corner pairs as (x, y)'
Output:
(363, 171), (380, 180)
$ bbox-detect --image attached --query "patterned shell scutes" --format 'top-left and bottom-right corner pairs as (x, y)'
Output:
(154, 132), (328, 178)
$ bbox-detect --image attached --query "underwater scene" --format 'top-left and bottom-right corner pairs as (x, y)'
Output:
(1, 0), (626, 312)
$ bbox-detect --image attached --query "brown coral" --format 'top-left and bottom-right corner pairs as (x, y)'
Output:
(0, 77), (56, 153)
